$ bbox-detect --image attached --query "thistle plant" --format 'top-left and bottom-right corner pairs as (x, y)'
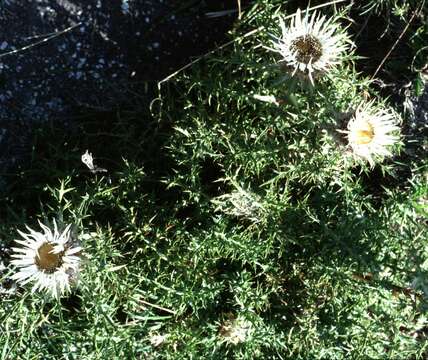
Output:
(0, 1), (426, 359)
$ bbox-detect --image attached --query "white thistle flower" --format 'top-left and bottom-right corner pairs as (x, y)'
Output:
(219, 316), (253, 345)
(149, 333), (168, 347)
(345, 101), (400, 166)
(213, 187), (266, 224)
(269, 8), (350, 83)
(10, 220), (81, 298)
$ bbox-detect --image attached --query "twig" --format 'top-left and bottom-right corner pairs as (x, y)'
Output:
(139, 298), (177, 315)
(0, 22), (82, 59)
(237, 0), (242, 20)
(158, 27), (262, 88)
(158, 0), (348, 87)
(371, 4), (423, 79)
(206, 9), (238, 18)
(354, 13), (371, 40)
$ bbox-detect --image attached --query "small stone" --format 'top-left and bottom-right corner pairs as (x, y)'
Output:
(77, 58), (86, 68)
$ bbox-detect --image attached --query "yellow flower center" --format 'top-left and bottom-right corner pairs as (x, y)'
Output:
(35, 243), (63, 273)
(354, 121), (375, 145)
(291, 35), (323, 63)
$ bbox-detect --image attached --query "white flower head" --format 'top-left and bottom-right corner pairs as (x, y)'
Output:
(345, 101), (400, 166)
(219, 316), (253, 345)
(212, 187), (266, 224)
(149, 333), (168, 347)
(269, 8), (350, 83)
(10, 220), (81, 298)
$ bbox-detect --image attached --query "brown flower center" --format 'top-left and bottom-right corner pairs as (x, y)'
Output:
(291, 35), (323, 63)
(355, 122), (375, 145)
(35, 243), (63, 273)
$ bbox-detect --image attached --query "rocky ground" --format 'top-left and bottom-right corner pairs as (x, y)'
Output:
(0, 0), (235, 182)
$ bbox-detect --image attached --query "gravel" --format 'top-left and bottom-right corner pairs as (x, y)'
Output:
(0, 0), (234, 179)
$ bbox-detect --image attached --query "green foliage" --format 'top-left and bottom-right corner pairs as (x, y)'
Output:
(0, 1), (427, 359)
(356, 0), (423, 15)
